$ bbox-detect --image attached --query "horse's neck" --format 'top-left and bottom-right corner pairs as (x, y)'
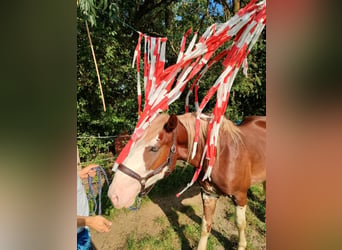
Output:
(183, 114), (235, 168)
(186, 117), (208, 168)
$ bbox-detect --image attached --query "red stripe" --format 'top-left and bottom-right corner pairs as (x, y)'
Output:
(195, 85), (199, 102)
(180, 28), (192, 54)
(135, 33), (143, 72)
(199, 84), (220, 110)
(115, 139), (133, 165)
(190, 165), (201, 183)
(238, 0), (257, 17)
(138, 95), (141, 116)
(153, 38), (160, 86)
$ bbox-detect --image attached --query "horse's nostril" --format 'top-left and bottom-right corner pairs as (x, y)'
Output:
(111, 194), (119, 207)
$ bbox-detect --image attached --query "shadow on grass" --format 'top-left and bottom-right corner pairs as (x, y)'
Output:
(94, 164), (238, 249)
(247, 188), (266, 223)
(147, 165), (235, 249)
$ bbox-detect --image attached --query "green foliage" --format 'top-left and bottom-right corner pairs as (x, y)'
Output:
(228, 29), (266, 122)
(77, 135), (113, 163)
(78, 0), (111, 26)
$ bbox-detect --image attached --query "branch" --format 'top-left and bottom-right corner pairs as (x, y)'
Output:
(146, 31), (165, 37)
(197, 0), (210, 32)
(168, 39), (179, 56)
(216, 0), (232, 20)
(133, 0), (175, 28)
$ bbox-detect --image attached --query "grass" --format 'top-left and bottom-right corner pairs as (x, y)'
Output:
(207, 234), (223, 250)
(89, 159), (266, 249)
(125, 219), (224, 250)
(183, 223), (223, 249)
(246, 184), (266, 249)
(247, 184), (266, 223)
(182, 223), (200, 248)
(126, 227), (180, 250)
(153, 216), (166, 226)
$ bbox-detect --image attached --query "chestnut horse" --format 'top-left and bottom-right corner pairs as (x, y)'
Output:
(108, 112), (266, 250)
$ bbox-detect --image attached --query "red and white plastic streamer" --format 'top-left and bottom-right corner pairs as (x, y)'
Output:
(113, 0), (266, 192)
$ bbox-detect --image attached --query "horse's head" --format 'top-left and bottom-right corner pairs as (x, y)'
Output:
(108, 114), (187, 208)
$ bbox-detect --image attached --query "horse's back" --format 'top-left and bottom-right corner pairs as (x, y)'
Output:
(238, 116), (266, 145)
(239, 116), (266, 130)
(238, 115), (266, 155)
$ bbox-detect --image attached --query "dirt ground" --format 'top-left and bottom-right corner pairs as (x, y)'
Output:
(90, 184), (266, 250)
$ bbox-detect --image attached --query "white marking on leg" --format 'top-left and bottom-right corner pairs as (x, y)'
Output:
(197, 217), (209, 250)
(198, 192), (216, 250)
(235, 205), (247, 250)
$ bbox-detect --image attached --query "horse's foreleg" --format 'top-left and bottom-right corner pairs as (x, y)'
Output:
(197, 191), (218, 250)
(235, 203), (247, 250)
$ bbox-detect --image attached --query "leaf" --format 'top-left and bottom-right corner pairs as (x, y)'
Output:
(103, 0), (108, 11)
(255, 75), (262, 86)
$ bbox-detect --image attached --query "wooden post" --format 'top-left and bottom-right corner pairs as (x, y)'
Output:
(85, 20), (107, 112)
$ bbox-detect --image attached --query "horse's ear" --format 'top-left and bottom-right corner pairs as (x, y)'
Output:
(164, 114), (178, 133)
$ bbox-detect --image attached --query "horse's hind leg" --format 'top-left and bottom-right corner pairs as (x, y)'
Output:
(197, 191), (218, 250)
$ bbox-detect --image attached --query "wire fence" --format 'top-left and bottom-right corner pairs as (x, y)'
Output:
(77, 133), (131, 167)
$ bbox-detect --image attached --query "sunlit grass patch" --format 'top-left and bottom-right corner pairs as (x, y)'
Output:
(153, 216), (166, 226)
(183, 223), (200, 241)
(182, 223), (223, 250)
(126, 227), (180, 250)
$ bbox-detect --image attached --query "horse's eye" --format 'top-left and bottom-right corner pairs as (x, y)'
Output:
(150, 146), (159, 152)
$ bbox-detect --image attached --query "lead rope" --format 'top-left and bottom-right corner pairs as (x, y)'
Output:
(128, 194), (142, 211)
(87, 174), (97, 214)
(87, 165), (110, 215)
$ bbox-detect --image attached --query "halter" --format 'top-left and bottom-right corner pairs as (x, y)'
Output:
(116, 129), (177, 197)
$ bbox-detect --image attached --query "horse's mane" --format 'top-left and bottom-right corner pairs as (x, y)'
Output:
(178, 113), (242, 161)
(145, 112), (242, 162)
